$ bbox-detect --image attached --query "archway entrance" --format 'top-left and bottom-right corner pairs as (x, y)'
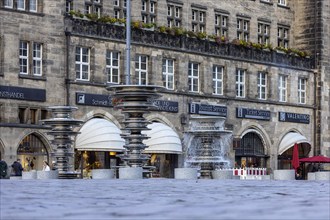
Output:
(235, 132), (268, 168)
(17, 133), (49, 171)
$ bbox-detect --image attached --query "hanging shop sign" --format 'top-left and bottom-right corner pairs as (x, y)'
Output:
(278, 111), (310, 124)
(236, 107), (271, 121)
(76, 92), (113, 107)
(0, 85), (46, 102)
(152, 99), (179, 113)
(189, 102), (227, 117)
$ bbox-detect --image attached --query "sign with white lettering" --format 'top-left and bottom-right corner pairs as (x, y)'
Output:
(279, 112), (310, 124)
(189, 103), (227, 117)
(76, 92), (113, 107)
(0, 85), (46, 102)
(152, 100), (178, 113)
(236, 107), (271, 121)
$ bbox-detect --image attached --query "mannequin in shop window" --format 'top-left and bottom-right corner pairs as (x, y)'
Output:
(42, 161), (50, 171)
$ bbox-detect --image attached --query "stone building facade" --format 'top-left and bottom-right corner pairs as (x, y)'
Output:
(0, 0), (328, 177)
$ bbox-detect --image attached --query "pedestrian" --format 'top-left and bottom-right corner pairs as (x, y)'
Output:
(42, 161), (50, 171)
(0, 159), (8, 179)
(11, 159), (23, 176)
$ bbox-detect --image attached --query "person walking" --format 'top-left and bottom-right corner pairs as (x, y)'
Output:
(11, 159), (23, 176)
(0, 159), (8, 179)
(42, 161), (50, 171)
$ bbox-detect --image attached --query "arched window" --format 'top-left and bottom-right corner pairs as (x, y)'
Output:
(236, 132), (265, 156)
(17, 134), (49, 170)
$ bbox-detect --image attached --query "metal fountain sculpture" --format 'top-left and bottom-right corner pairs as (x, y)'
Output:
(107, 0), (163, 179)
(42, 106), (82, 179)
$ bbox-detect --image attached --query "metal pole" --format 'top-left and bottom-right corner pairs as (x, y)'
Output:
(125, 0), (131, 85)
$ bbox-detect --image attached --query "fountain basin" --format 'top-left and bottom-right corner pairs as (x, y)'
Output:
(212, 170), (233, 179)
(119, 167), (143, 179)
(174, 168), (198, 179)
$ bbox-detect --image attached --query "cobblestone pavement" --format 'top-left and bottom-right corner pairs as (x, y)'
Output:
(0, 179), (329, 220)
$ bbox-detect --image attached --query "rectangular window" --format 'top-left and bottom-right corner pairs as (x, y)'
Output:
(278, 26), (289, 48)
(30, 0), (37, 12)
(257, 72), (267, 100)
(4, 0), (13, 8)
(162, 59), (174, 90)
(175, 7), (180, 18)
(32, 43), (42, 76)
(135, 55), (148, 85)
(17, 0), (25, 10)
(75, 47), (90, 81)
(188, 62), (199, 92)
(167, 6), (172, 16)
(298, 78), (306, 104)
(106, 51), (120, 84)
(114, 0), (119, 6)
(213, 65), (223, 95)
(150, 2), (155, 13)
(278, 75), (287, 102)
(237, 18), (249, 41)
(66, 0), (73, 13)
(278, 0), (286, 6)
(19, 41), (29, 75)
(18, 108), (27, 124)
(142, 1), (146, 11)
(191, 9), (205, 32)
(258, 23), (270, 45)
(215, 14), (228, 38)
(236, 69), (245, 98)
(29, 108), (37, 124)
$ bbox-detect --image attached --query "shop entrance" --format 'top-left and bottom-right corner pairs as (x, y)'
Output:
(148, 154), (178, 178)
(235, 132), (268, 168)
(75, 151), (121, 178)
(17, 133), (49, 171)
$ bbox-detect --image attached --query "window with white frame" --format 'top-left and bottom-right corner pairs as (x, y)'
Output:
(278, 26), (289, 48)
(106, 51), (120, 84)
(141, 0), (156, 23)
(19, 41), (43, 76)
(162, 59), (174, 90)
(237, 18), (250, 41)
(85, 0), (102, 18)
(4, 0), (13, 8)
(298, 78), (306, 104)
(29, 0), (37, 12)
(19, 41), (29, 75)
(235, 69), (245, 98)
(278, 75), (287, 102)
(213, 65), (223, 95)
(257, 23), (270, 45)
(215, 13), (228, 37)
(278, 0), (286, 6)
(188, 62), (199, 92)
(114, 0), (126, 19)
(135, 55), (148, 85)
(167, 4), (182, 28)
(32, 43), (42, 76)
(257, 72), (267, 100)
(191, 8), (206, 33)
(75, 47), (90, 81)
(17, 0), (25, 10)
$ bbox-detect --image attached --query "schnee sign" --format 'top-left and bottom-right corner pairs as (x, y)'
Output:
(0, 85), (46, 102)
(189, 102), (227, 117)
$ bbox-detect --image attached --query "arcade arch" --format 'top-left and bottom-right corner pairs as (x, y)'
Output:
(16, 132), (51, 171)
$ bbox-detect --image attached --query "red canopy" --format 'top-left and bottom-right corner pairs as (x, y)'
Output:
(299, 155), (330, 163)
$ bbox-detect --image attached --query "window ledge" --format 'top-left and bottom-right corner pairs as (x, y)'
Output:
(19, 74), (47, 81)
(260, 0), (273, 5)
(277, 4), (290, 9)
